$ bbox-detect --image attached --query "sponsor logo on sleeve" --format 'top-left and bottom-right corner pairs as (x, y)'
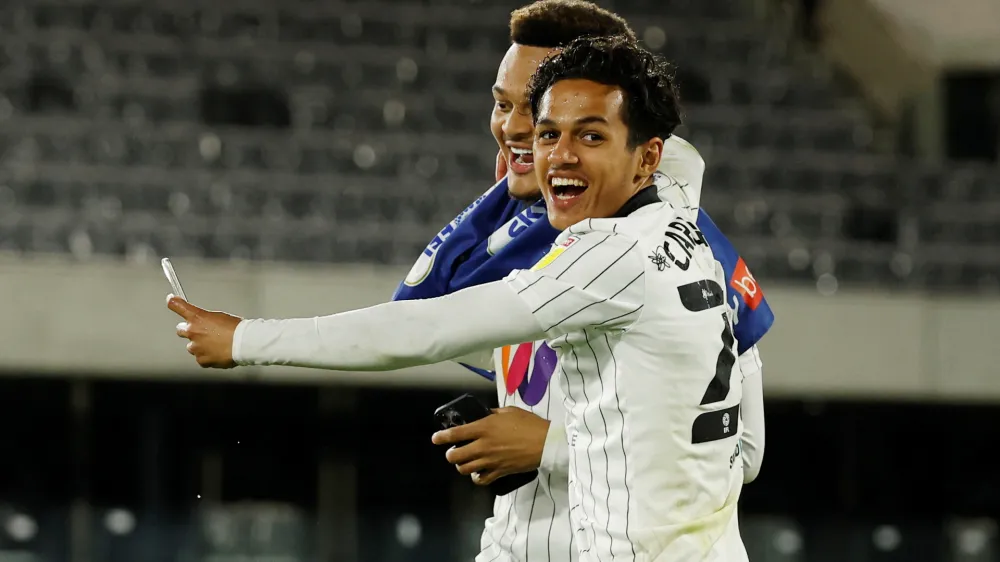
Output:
(730, 257), (763, 310)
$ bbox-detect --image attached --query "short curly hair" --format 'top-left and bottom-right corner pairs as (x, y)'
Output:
(527, 35), (682, 149)
(509, 0), (636, 48)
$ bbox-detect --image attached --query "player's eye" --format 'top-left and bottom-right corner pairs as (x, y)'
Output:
(494, 101), (512, 112)
(537, 129), (558, 141)
(581, 132), (604, 143)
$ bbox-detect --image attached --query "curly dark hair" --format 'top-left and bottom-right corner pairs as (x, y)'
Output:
(509, 0), (636, 48)
(527, 35), (682, 149)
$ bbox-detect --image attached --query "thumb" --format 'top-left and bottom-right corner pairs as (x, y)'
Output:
(166, 293), (203, 320)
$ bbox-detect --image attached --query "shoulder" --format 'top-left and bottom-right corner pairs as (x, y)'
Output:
(537, 202), (718, 282)
(586, 203), (719, 283)
(531, 226), (642, 277)
(565, 201), (683, 240)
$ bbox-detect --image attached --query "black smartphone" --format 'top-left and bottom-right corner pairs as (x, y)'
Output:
(434, 394), (539, 496)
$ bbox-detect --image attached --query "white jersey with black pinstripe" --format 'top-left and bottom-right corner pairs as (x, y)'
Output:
(501, 188), (750, 562)
(476, 348), (576, 562)
(475, 140), (711, 562)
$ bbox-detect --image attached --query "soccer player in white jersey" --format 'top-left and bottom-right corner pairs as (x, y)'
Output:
(170, 34), (755, 561)
(404, 3), (762, 561)
(410, 3), (766, 562)
(509, 35), (750, 561)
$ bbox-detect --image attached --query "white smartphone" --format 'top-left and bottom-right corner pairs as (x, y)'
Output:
(161, 257), (188, 301)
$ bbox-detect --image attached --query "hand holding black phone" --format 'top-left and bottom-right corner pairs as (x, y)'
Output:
(433, 394), (539, 496)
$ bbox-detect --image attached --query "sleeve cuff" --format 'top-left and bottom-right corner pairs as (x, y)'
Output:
(539, 418), (569, 476)
(738, 345), (763, 380)
(231, 319), (252, 365)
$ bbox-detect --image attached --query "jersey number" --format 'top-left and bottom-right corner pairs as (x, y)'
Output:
(701, 312), (736, 404)
(691, 313), (738, 445)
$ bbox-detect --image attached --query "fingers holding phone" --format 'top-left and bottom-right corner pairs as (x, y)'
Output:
(432, 395), (540, 495)
(161, 258), (187, 301)
(161, 258), (241, 369)
(165, 293), (241, 369)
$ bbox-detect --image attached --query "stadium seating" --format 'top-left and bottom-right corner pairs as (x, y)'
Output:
(0, 0), (997, 293)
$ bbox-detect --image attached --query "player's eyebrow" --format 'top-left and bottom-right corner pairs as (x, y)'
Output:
(536, 115), (609, 128)
(492, 85), (507, 97)
(574, 116), (609, 126)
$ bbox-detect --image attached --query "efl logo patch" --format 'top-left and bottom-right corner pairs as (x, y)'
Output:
(730, 257), (763, 310)
(531, 236), (579, 271)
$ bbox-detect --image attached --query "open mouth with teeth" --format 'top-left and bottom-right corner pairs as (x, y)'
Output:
(550, 177), (589, 201)
(508, 147), (534, 174)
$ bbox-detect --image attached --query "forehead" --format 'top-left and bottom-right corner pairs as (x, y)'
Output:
(537, 79), (626, 125)
(494, 43), (558, 95)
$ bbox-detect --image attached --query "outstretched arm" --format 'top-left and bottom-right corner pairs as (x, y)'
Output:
(169, 281), (546, 371)
(235, 281), (545, 370)
(171, 230), (642, 373)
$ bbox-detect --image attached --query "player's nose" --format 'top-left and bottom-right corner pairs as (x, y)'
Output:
(502, 108), (533, 139)
(547, 135), (579, 166)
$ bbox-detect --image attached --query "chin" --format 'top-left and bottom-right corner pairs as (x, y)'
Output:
(547, 213), (571, 231)
(506, 179), (542, 201)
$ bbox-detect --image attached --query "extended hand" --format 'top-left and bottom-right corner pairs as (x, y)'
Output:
(431, 406), (549, 485)
(167, 294), (242, 368)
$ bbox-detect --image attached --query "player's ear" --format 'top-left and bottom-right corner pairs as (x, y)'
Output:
(632, 137), (663, 184)
(637, 137), (664, 176)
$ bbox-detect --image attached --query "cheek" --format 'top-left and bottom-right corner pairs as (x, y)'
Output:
(534, 147), (553, 177)
(490, 115), (503, 145)
(533, 145), (551, 165)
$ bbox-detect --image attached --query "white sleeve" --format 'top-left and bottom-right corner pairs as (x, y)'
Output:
(504, 231), (646, 339)
(233, 281), (547, 371)
(739, 345), (765, 483)
(539, 383), (569, 477)
(453, 349), (495, 372)
(539, 419), (569, 477)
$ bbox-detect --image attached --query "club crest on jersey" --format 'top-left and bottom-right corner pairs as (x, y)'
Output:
(531, 235), (579, 271)
(402, 188), (494, 286)
(487, 202), (546, 256)
(730, 257), (763, 310)
(501, 342), (557, 406)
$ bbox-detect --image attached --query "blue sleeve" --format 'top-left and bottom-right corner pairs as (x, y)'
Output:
(696, 210), (774, 354)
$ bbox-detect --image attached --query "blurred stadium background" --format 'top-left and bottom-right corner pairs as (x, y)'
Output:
(0, 0), (998, 560)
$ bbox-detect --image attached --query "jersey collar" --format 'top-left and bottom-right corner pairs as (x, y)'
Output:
(612, 185), (660, 218)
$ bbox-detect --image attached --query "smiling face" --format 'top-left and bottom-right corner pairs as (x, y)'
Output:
(490, 43), (559, 200)
(533, 78), (664, 230)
